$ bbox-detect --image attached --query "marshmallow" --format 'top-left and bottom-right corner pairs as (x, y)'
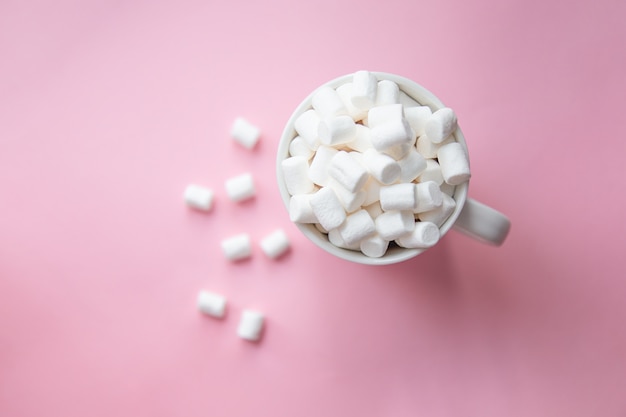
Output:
(184, 184), (214, 211)
(375, 210), (416, 241)
(415, 134), (452, 159)
(367, 103), (403, 129)
(362, 177), (382, 206)
(363, 201), (384, 219)
(440, 182), (456, 197)
(327, 179), (367, 213)
(337, 209), (376, 246)
(360, 234), (389, 258)
(231, 117), (260, 149)
(363, 148), (401, 185)
(221, 233), (252, 261)
(237, 309), (264, 342)
(396, 221), (440, 249)
(294, 109), (321, 150)
(318, 115), (357, 146)
(336, 82), (368, 121)
(351, 70), (378, 110)
(308, 145), (338, 187)
(425, 107), (457, 143)
(414, 181), (444, 213)
(418, 159), (444, 185)
(404, 106), (432, 138)
(381, 141), (413, 160)
(397, 148), (427, 183)
(315, 222), (329, 234)
(197, 290), (227, 318)
(399, 91), (421, 108)
(289, 194), (318, 223)
(437, 142), (471, 185)
(260, 229), (290, 259)
(346, 124), (374, 153)
(281, 156), (315, 195)
(309, 186), (346, 230)
(370, 118), (413, 152)
(375, 80), (400, 106)
(225, 173), (255, 202)
(312, 86), (348, 119)
(418, 193), (457, 227)
(328, 151), (369, 193)
(328, 228), (361, 250)
(380, 183), (417, 211)
(289, 136), (314, 160)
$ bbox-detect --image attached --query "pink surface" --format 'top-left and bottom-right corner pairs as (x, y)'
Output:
(1, 0), (625, 416)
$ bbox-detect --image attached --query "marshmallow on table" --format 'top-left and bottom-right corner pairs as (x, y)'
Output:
(260, 229), (290, 259)
(294, 109), (321, 150)
(289, 194), (318, 223)
(327, 179), (366, 213)
(418, 159), (444, 185)
(312, 86), (348, 119)
(375, 210), (415, 241)
(225, 173), (256, 202)
(380, 183), (417, 211)
(197, 290), (227, 318)
(397, 148), (427, 183)
(221, 233), (252, 261)
(328, 151), (369, 193)
(318, 115), (357, 146)
(362, 148), (401, 185)
(414, 181), (444, 213)
(346, 124), (373, 153)
(231, 117), (260, 149)
(396, 221), (440, 249)
(184, 184), (214, 211)
(418, 193), (457, 227)
(309, 186), (346, 230)
(308, 145), (338, 187)
(337, 209), (376, 246)
(281, 156), (315, 195)
(425, 107), (457, 144)
(375, 80), (400, 106)
(289, 136), (314, 160)
(404, 106), (432, 138)
(351, 70), (378, 110)
(437, 142), (471, 185)
(238, 309), (264, 342)
(416, 135), (452, 159)
(370, 118), (413, 152)
(336, 82), (368, 121)
(360, 234), (389, 258)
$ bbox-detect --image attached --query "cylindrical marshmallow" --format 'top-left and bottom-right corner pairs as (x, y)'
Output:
(289, 136), (314, 160)
(346, 124), (374, 153)
(370, 119), (413, 151)
(289, 194), (318, 223)
(367, 103), (404, 129)
(396, 221), (440, 249)
(397, 148), (427, 183)
(308, 146), (338, 187)
(362, 177), (382, 206)
(382, 142), (413, 161)
(237, 309), (264, 342)
(328, 228), (361, 250)
(327, 179), (367, 213)
(439, 182), (456, 197)
(415, 135), (452, 159)
(363, 201), (384, 219)
(404, 106), (432, 138)
(231, 117), (261, 149)
(294, 109), (321, 150)
(418, 159), (444, 185)
(184, 184), (214, 211)
(399, 91), (421, 108)
(425, 107), (457, 144)
(282, 156), (315, 195)
(336, 82), (368, 121)
(260, 229), (290, 259)
(437, 142), (471, 185)
(418, 193), (457, 227)
(351, 70), (378, 110)
(221, 233), (252, 261)
(337, 209), (376, 246)
(318, 115), (357, 146)
(375, 210), (416, 241)
(197, 290), (227, 318)
(414, 181), (444, 213)
(360, 234), (389, 258)
(309, 186), (346, 230)
(362, 148), (401, 185)
(312, 86), (348, 119)
(379, 183), (417, 211)
(328, 151), (369, 193)
(225, 173), (255, 202)
(375, 80), (400, 106)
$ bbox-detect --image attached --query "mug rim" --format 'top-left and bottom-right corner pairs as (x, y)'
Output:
(276, 71), (469, 265)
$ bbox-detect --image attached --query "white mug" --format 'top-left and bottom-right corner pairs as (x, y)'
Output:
(276, 72), (511, 265)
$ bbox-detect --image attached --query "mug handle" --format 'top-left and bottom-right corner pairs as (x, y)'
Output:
(452, 198), (511, 246)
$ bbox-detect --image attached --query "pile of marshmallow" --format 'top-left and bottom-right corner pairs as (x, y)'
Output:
(281, 70), (470, 258)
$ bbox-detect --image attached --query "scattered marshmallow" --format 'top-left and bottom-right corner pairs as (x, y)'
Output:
(309, 186), (346, 230)
(437, 142), (471, 185)
(318, 115), (357, 146)
(281, 156), (315, 195)
(231, 117), (260, 149)
(221, 233), (252, 261)
(289, 194), (318, 223)
(328, 151), (369, 193)
(425, 107), (457, 144)
(260, 229), (290, 259)
(225, 173), (256, 202)
(396, 221), (440, 249)
(197, 290), (227, 318)
(184, 184), (214, 211)
(351, 70), (378, 110)
(312, 86), (348, 119)
(380, 183), (417, 211)
(237, 309), (264, 342)
(337, 209), (376, 246)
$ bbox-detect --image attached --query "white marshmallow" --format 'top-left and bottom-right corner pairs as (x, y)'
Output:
(415, 135), (453, 159)
(328, 228), (360, 250)
(381, 141), (413, 161)
(397, 148), (427, 183)
(260, 229), (290, 259)
(414, 181), (444, 213)
(363, 148), (401, 185)
(375, 80), (400, 106)
(184, 184), (214, 211)
(404, 106), (432, 138)
(289, 194), (318, 223)
(351, 70), (378, 110)
(328, 151), (369, 193)
(336, 82), (368, 121)
(225, 173), (255, 202)
(396, 221), (440, 249)
(360, 234), (389, 258)
(315, 222), (329, 234)
(294, 109), (321, 150)
(337, 209), (376, 246)
(327, 179), (367, 213)
(418, 159), (444, 185)
(363, 201), (384, 219)
(318, 115), (357, 146)
(439, 182), (456, 197)
(399, 91), (421, 108)
(437, 142), (471, 185)
(367, 103), (404, 129)
(370, 119), (413, 152)
(312, 86), (348, 119)
(362, 177), (382, 206)
(425, 107), (457, 144)
(288, 136), (314, 160)
(281, 156), (315, 195)
(375, 210), (416, 241)
(308, 146), (338, 187)
(346, 124), (374, 153)
(309, 186), (346, 230)
(231, 117), (260, 149)
(221, 233), (252, 261)
(197, 290), (227, 318)
(418, 193), (457, 227)
(237, 309), (264, 342)
(380, 183), (417, 211)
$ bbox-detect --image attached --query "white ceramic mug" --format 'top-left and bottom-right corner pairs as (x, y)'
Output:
(276, 72), (511, 265)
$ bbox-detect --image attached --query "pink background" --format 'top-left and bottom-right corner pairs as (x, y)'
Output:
(1, 0), (625, 416)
